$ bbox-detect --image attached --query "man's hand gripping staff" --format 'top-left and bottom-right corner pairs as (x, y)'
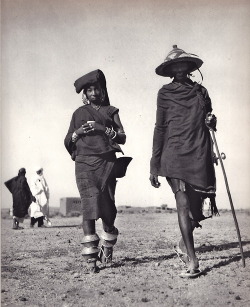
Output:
(205, 113), (245, 268)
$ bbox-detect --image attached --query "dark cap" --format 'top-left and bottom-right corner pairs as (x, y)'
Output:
(74, 69), (110, 105)
(18, 168), (26, 175)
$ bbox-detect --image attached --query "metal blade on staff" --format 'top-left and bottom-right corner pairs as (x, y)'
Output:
(206, 113), (245, 267)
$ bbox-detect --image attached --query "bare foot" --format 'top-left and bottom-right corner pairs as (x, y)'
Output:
(177, 238), (199, 271)
(187, 257), (199, 272)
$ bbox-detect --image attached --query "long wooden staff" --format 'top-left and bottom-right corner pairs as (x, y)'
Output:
(210, 129), (245, 267)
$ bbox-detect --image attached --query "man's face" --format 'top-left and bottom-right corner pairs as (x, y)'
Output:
(170, 62), (191, 81)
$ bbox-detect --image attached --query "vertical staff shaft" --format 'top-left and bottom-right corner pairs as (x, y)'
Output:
(211, 130), (245, 267)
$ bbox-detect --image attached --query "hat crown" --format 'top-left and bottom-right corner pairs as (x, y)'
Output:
(164, 45), (189, 62)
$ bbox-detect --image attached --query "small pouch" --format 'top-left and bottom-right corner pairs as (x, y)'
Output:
(113, 157), (132, 178)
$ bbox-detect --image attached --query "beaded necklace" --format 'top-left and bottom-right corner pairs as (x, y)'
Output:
(90, 103), (101, 111)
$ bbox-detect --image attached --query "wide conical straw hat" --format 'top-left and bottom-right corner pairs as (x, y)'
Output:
(155, 45), (203, 77)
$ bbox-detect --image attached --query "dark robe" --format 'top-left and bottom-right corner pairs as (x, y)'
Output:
(65, 69), (131, 222)
(5, 175), (33, 218)
(64, 105), (123, 222)
(150, 79), (216, 194)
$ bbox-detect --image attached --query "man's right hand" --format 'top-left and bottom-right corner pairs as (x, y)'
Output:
(149, 174), (161, 188)
(205, 113), (217, 131)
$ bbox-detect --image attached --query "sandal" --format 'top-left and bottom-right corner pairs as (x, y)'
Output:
(179, 269), (202, 278)
(173, 245), (190, 264)
(98, 245), (113, 265)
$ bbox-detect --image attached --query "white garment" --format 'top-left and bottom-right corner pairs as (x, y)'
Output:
(30, 174), (49, 219)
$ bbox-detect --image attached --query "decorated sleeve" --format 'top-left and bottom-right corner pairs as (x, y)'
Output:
(107, 106), (119, 117)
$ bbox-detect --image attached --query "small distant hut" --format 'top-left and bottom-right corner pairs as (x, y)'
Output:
(60, 197), (82, 216)
(161, 204), (168, 210)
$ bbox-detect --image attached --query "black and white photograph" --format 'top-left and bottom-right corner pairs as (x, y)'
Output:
(1, 0), (250, 306)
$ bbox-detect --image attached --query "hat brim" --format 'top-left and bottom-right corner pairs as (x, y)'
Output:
(155, 57), (203, 77)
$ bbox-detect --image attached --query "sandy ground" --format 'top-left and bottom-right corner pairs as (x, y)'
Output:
(1, 211), (250, 307)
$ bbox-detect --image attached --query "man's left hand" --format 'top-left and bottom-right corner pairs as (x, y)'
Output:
(150, 174), (161, 188)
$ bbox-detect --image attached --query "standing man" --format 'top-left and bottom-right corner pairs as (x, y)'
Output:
(150, 45), (217, 278)
(29, 167), (50, 227)
(4, 168), (35, 229)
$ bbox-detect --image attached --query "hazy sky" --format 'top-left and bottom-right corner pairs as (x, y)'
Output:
(1, 0), (250, 210)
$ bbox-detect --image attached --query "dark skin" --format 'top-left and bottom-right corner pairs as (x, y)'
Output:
(77, 82), (126, 235)
(75, 83), (126, 144)
(150, 61), (216, 272)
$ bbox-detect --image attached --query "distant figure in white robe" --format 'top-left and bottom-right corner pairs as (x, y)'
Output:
(29, 167), (50, 227)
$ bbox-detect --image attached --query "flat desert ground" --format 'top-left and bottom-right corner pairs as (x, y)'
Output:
(1, 210), (250, 307)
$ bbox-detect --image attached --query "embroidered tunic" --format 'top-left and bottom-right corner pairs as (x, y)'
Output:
(64, 104), (122, 159)
(64, 104), (122, 220)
